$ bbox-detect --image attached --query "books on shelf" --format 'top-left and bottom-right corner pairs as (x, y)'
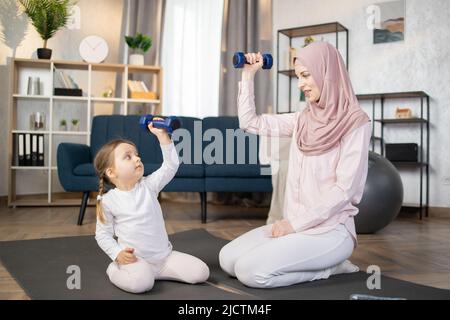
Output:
(17, 133), (44, 166)
(127, 80), (158, 99)
(53, 67), (82, 96)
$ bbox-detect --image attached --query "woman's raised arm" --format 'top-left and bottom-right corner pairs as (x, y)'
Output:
(238, 79), (296, 137)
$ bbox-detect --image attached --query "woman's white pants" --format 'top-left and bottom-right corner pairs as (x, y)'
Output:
(219, 223), (355, 288)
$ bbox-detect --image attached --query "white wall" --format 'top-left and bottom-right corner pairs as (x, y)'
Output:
(1, 0), (450, 208)
(273, 0), (450, 207)
(0, 0), (124, 196)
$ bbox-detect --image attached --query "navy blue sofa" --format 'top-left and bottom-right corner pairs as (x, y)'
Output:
(57, 115), (272, 225)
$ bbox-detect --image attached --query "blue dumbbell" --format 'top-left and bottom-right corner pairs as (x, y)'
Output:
(139, 115), (181, 134)
(233, 52), (273, 69)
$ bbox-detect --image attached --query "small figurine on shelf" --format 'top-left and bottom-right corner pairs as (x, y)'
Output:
(303, 36), (315, 47)
(59, 119), (67, 131)
(395, 107), (413, 119)
(102, 87), (114, 98)
(71, 119), (80, 131)
(29, 112), (46, 130)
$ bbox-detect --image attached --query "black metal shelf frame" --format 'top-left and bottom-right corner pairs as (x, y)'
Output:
(356, 91), (430, 219)
(276, 22), (349, 114)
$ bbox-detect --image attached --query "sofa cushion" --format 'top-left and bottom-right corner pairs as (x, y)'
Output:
(202, 116), (262, 165)
(144, 163), (204, 178)
(73, 163), (204, 178)
(205, 164), (271, 177)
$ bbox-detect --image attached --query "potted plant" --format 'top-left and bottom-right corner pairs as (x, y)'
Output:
(18, 0), (76, 59)
(71, 119), (79, 131)
(125, 33), (152, 65)
(59, 119), (67, 131)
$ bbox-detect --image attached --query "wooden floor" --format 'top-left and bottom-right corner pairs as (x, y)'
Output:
(1, 200), (450, 299)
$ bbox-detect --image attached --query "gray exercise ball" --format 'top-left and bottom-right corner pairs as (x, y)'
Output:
(355, 152), (403, 234)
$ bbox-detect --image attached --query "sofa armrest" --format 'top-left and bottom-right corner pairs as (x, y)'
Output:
(57, 143), (91, 190)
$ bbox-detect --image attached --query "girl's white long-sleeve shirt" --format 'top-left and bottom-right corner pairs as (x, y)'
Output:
(95, 142), (180, 263)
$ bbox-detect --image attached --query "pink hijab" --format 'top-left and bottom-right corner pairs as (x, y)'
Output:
(294, 41), (370, 156)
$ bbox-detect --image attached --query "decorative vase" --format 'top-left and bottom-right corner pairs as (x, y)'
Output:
(37, 48), (52, 59)
(129, 54), (144, 65)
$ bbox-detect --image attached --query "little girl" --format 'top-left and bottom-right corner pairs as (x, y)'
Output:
(94, 121), (210, 294)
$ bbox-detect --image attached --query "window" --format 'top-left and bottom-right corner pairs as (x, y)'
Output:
(162, 0), (224, 117)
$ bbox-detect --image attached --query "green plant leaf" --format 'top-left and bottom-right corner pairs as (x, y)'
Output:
(18, 0), (76, 46)
(124, 32), (152, 54)
(125, 35), (137, 49)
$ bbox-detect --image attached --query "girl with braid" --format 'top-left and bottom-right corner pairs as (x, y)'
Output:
(94, 120), (209, 294)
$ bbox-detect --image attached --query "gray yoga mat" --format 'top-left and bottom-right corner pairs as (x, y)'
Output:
(1, 229), (450, 300)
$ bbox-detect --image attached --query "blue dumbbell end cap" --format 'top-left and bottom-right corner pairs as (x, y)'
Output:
(233, 52), (245, 68)
(262, 54), (273, 69)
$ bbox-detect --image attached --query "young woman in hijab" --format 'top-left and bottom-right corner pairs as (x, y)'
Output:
(219, 42), (372, 288)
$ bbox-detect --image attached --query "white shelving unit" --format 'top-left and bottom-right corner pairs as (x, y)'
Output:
(7, 58), (163, 207)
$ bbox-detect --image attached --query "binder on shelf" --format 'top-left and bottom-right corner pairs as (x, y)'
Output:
(25, 133), (31, 166)
(18, 134), (25, 166)
(38, 134), (45, 166)
(31, 134), (38, 166)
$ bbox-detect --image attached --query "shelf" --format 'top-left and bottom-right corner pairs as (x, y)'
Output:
(91, 63), (125, 72)
(374, 118), (428, 124)
(356, 91), (429, 100)
(279, 22), (347, 37)
(12, 130), (50, 134)
(390, 161), (428, 167)
(12, 130), (87, 136)
(127, 99), (161, 104)
(8, 58), (163, 208)
(11, 166), (58, 170)
(53, 95), (88, 102)
(52, 60), (89, 70)
(401, 203), (428, 210)
(278, 69), (297, 77)
(128, 65), (161, 73)
(13, 58), (51, 68)
(13, 94), (50, 100)
(52, 131), (89, 135)
(91, 97), (125, 102)
(359, 90), (430, 219)
(11, 166), (51, 170)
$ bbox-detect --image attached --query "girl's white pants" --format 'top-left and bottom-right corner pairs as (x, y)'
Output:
(106, 250), (210, 293)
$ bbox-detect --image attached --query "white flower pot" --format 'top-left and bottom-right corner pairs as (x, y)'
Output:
(71, 123), (80, 131)
(129, 54), (144, 65)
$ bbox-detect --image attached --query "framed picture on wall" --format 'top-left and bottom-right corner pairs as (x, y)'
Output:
(373, 0), (405, 44)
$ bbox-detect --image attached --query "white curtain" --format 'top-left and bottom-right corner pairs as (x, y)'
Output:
(161, 0), (224, 118)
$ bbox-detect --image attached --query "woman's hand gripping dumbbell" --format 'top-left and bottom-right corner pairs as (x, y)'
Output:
(233, 52), (273, 81)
